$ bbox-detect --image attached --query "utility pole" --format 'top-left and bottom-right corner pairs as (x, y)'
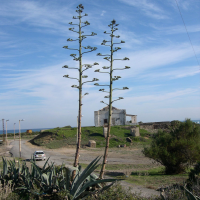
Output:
(2, 119), (5, 142)
(14, 123), (16, 141)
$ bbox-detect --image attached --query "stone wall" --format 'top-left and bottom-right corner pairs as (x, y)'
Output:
(139, 121), (171, 133)
(125, 122), (138, 126)
(88, 140), (96, 148)
(130, 126), (140, 136)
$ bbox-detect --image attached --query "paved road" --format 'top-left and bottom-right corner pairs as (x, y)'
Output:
(8, 139), (161, 198)
(10, 140), (74, 168)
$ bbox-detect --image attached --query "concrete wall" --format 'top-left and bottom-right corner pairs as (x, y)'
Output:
(126, 115), (137, 124)
(131, 115), (137, 123)
(94, 107), (126, 127)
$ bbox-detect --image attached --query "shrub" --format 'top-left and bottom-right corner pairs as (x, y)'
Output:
(142, 119), (200, 174)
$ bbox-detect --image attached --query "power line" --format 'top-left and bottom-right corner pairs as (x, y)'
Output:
(175, 0), (200, 68)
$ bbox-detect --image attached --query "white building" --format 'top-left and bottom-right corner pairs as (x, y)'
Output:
(94, 106), (137, 127)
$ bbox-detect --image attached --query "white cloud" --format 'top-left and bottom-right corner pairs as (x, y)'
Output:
(150, 24), (200, 35)
(169, 0), (200, 11)
(119, 0), (169, 19)
(101, 10), (106, 16)
(104, 43), (200, 81)
(140, 65), (200, 80)
(0, 1), (78, 36)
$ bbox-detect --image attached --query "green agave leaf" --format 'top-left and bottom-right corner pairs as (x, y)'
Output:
(184, 186), (200, 200)
(42, 157), (50, 171)
(160, 193), (167, 200)
(81, 181), (116, 200)
(2, 157), (8, 176)
(63, 167), (71, 191)
(34, 178), (41, 188)
(43, 162), (55, 174)
(41, 173), (49, 185)
(71, 157), (99, 192)
(31, 162), (42, 177)
(71, 156), (101, 197)
(74, 179), (119, 200)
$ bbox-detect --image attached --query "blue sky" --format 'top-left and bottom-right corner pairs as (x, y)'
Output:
(0, 0), (200, 129)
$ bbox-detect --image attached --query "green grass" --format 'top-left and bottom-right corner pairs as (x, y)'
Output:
(78, 162), (190, 189)
(79, 163), (152, 171)
(123, 166), (189, 189)
(31, 126), (153, 149)
(45, 139), (71, 149)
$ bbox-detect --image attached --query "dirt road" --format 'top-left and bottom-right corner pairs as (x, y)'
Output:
(8, 139), (160, 198)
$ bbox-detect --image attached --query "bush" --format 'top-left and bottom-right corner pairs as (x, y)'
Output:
(142, 119), (200, 174)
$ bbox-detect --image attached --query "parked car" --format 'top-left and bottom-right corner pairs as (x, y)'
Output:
(33, 150), (46, 161)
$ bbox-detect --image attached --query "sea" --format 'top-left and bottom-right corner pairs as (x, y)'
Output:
(191, 119), (200, 124)
(0, 128), (52, 135)
(0, 119), (199, 135)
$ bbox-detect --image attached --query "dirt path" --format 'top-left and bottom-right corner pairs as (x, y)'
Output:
(7, 139), (161, 198)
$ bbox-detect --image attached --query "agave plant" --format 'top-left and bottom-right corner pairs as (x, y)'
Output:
(160, 184), (200, 200)
(184, 186), (200, 200)
(0, 156), (119, 199)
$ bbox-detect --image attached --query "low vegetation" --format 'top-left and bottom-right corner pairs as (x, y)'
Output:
(0, 156), (200, 199)
(125, 166), (189, 189)
(0, 131), (40, 140)
(143, 119), (200, 174)
(30, 126), (152, 149)
(0, 156), (117, 200)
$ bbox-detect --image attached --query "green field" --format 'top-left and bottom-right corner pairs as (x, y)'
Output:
(30, 125), (153, 149)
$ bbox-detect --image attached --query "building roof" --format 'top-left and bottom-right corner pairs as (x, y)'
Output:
(99, 106), (120, 111)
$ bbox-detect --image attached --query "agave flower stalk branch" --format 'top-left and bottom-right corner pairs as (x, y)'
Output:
(94, 83), (110, 86)
(112, 87), (129, 91)
(62, 65), (79, 70)
(63, 75), (79, 81)
(113, 66), (130, 70)
(62, 4), (98, 181)
(100, 101), (109, 106)
(95, 20), (130, 179)
(99, 89), (110, 93)
(82, 78), (99, 85)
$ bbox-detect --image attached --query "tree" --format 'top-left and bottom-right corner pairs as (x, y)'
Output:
(63, 4), (99, 174)
(143, 119), (200, 174)
(94, 19), (130, 179)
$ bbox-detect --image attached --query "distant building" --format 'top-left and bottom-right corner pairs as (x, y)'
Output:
(94, 106), (137, 127)
(26, 130), (32, 134)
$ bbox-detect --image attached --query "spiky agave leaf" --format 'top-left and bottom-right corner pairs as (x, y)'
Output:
(71, 156), (101, 195)
(2, 157), (8, 176)
(184, 186), (200, 200)
(74, 179), (118, 200)
(71, 156), (119, 200)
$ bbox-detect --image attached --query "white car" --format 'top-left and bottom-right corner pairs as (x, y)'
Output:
(33, 150), (46, 161)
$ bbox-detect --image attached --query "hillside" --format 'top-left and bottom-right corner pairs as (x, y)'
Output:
(30, 126), (152, 149)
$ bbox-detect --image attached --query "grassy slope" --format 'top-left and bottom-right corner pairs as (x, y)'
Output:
(30, 126), (153, 149)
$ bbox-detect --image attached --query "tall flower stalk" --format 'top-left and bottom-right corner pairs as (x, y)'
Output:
(94, 20), (130, 179)
(63, 4), (98, 173)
